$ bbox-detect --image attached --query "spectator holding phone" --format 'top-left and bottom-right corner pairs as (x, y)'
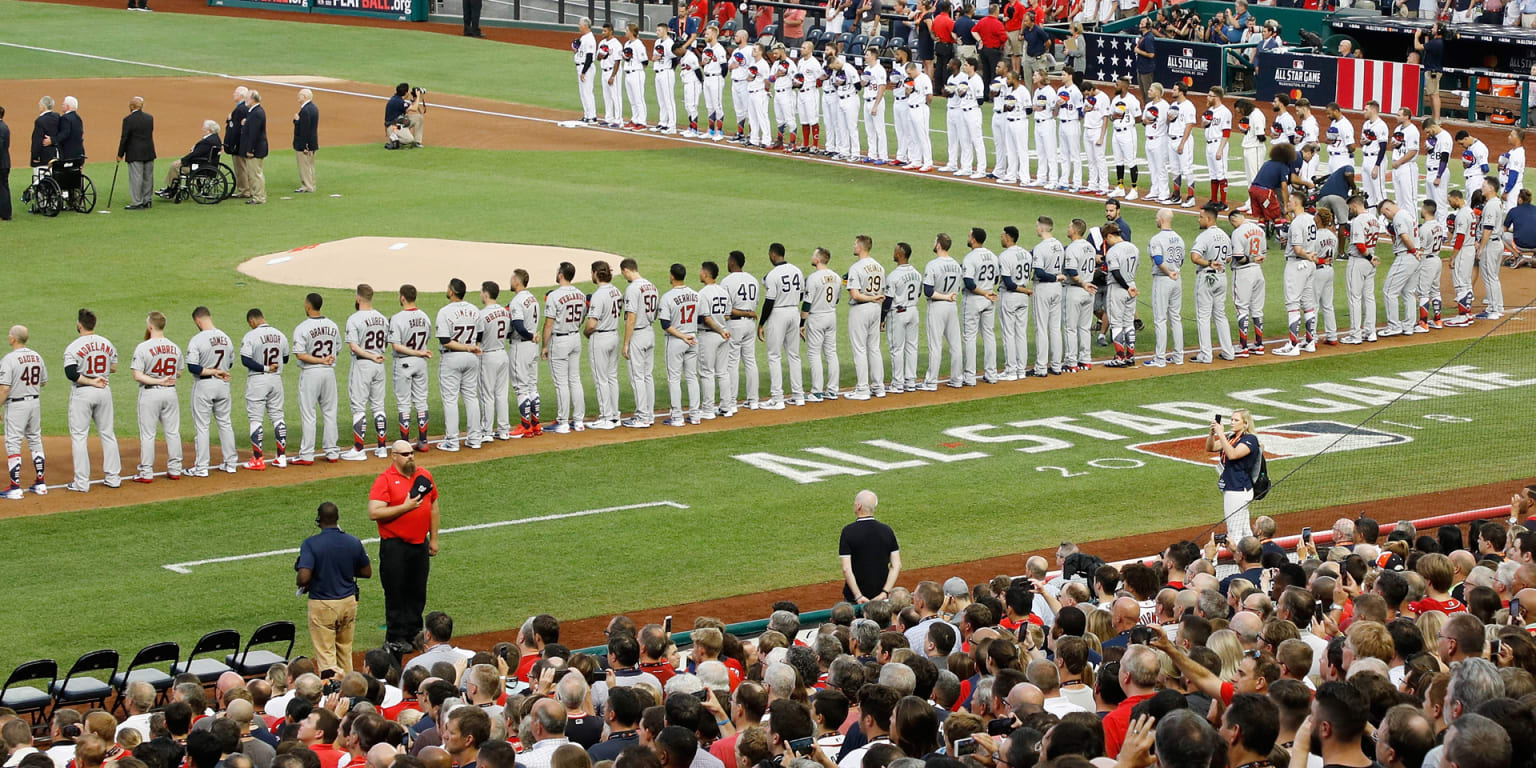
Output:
(368, 439), (441, 658)
(1207, 409), (1261, 543)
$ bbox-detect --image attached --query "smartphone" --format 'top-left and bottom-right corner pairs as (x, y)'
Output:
(664, 615), (673, 634)
(1492, 639), (1503, 657)
(1215, 413), (1223, 424)
(1314, 603), (1326, 623)
(691, 689), (711, 702)
(1214, 533), (1228, 546)
(955, 738), (978, 757)
(1301, 526), (1312, 544)
(788, 737), (816, 755)
(1514, 601), (1526, 624)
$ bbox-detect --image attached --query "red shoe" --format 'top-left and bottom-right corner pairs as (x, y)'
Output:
(133, 476), (154, 484)
(243, 458), (266, 471)
(414, 441), (430, 453)
(1323, 339), (1339, 346)
(291, 459), (315, 466)
(531, 421), (544, 436)
(167, 474), (181, 481)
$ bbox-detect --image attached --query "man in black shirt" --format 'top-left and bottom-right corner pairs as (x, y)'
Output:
(838, 489), (900, 603)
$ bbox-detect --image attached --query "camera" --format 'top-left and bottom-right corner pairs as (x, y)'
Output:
(955, 738), (978, 756)
(788, 737), (816, 755)
(322, 679), (342, 696)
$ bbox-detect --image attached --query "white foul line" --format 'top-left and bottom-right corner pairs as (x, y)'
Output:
(160, 500), (689, 573)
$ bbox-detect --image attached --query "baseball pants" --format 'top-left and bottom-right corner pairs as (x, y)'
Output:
(349, 360), (388, 450)
(887, 306), (919, 389)
(961, 109), (987, 174)
(725, 318), (759, 408)
(894, 103), (911, 165)
(1151, 276), (1184, 361)
(1418, 252), (1443, 321)
(1427, 172), (1449, 212)
(1327, 149), (1351, 176)
(577, 66), (597, 120)
(1232, 265), (1266, 347)
(601, 68), (623, 124)
(805, 313), (839, 394)
(1392, 165), (1419, 212)
(245, 374), (286, 459)
(1361, 162), (1386, 207)
(962, 294), (997, 383)
(1313, 263), (1338, 341)
(438, 352), (482, 445)
(945, 107), (961, 169)
(684, 77), (702, 128)
(298, 367), (339, 462)
(1382, 256), (1419, 334)
(1034, 119), (1057, 186)
(774, 90), (795, 143)
(392, 358), (430, 439)
(764, 312), (803, 403)
(589, 331), (621, 424)
(909, 104), (933, 167)
(1065, 287), (1094, 367)
(1059, 120), (1082, 189)
(1282, 260), (1318, 344)
(191, 379), (237, 472)
(1113, 129), (1136, 181)
(1243, 145), (1265, 188)
(1172, 141), (1195, 197)
(1147, 137), (1169, 200)
(1346, 257), (1379, 339)
(863, 98), (887, 162)
(798, 90), (820, 141)
(1223, 488), (1255, 542)
(999, 293), (1030, 376)
(136, 387), (183, 479)
(626, 331), (656, 422)
(477, 352), (510, 437)
(656, 69), (677, 130)
(704, 75), (725, 127)
(750, 90), (772, 145)
(848, 303), (883, 395)
(825, 92), (845, 155)
(698, 329), (727, 414)
(1106, 285), (1137, 355)
(626, 70), (648, 125)
(840, 96), (861, 157)
(1195, 271), (1235, 360)
(732, 80), (749, 133)
(5, 399), (43, 489)
(1207, 140), (1228, 183)
(1481, 242), (1506, 313)
(1086, 130), (1108, 192)
(1003, 118), (1028, 182)
(511, 341), (541, 424)
(990, 112), (1006, 174)
(69, 387), (121, 489)
(926, 301), (961, 384)
(548, 334), (584, 426)
(665, 336), (700, 420)
(1032, 282), (1064, 374)
(1451, 246), (1476, 316)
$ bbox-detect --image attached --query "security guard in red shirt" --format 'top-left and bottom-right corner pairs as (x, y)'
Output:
(369, 439), (440, 657)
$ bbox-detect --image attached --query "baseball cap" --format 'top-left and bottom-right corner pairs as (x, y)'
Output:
(943, 577), (968, 597)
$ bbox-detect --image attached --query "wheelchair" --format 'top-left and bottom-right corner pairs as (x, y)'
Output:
(23, 157), (96, 216)
(159, 153), (233, 205)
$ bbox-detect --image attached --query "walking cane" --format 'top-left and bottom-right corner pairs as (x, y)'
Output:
(105, 159), (121, 211)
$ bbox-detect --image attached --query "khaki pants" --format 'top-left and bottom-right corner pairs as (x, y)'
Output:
(407, 113), (424, 147)
(247, 156), (266, 203)
(308, 596), (358, 675)
(163, 160), (184, 189)
(296, 150), (316, 192)
(233, 155), (249, 197)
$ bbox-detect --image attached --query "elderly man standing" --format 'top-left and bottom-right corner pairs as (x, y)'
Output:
(31, 96), (60, 168)
(292, 89), (318, 194)
(838, 490), (900, 605)
(240, 89), (268, 205)
(226, 87), (248, 197)
(117, 96), (155, 210)
(296, 501), (370, 677)
(48, 96), (85, 161)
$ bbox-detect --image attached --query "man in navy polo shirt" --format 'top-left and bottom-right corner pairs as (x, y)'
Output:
(296, 501), (371, 677)
(1134, 19), (1157, 99)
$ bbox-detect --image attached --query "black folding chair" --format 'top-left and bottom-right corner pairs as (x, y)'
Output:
(51, 650), (118, 711)
(112, 641), (179, 713)
(1, 659), (58, 725)
(226, 621), (296, 678)
(172, 630), (240, 685)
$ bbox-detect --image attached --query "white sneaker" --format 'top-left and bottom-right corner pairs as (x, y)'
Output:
(550, 422), (572, 434)
(761, 400), (787, 410)
(1142, 358), (1166, 368)
(588, 419), (618, 430)
(1302, 341), (1317, 353)
(495, 430), (513, 440)
(184, 467), (209, 478)
(937, 165), (957, 173)
(918, 382), (939, 391)
(844, 391), (871, 400)
(273, 455), (288, 468)
(918, 165), (933, 172)
(1272, 344), (1301, 356)
(340, 449), (369, 461)
(573, 421), (586, 432)
(700, 411), (718, 420)
(1181, 197), (1197, 208)
(999, 372), (1019, 381)
(1126, 189), (1139, 201)
(953, 169), (970, 177)
(665, 416), (687, 427)
(0, 487), (22, 500)
(375, 447), (389, 458)
(1379, 328), (1402, 337)
(1108, 188), (1125, 198)
(437, 441), (461, 452)
(791, 397), (806, 406)
(969, 172), (987, 180)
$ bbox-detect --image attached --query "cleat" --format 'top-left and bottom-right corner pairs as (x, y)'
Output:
(1340, 336), (1362, 345)
(1378, 328), (1402, 337)
(918, 382), (938, 391)
(0, 486), (23, 500)
(823, 390), (839, 400)
(495, 430), (513, 441)
(1181, 197), (1198, 208)
(1142, 358), (1166, 368)
(761, 400), (786, 410)
(1025, 369), (1044, 377)
(1049, 367), (1064, 375)
(665, 416), (687, 427)
(1172, 356), (1186, 365)
(133, 476), (154, 484)
(1097, 333), (1108, 347)
(1366, 334), (1379, 342)
(845, 391), (872, 400)
(969, 172), (987, 180)
(700, 411), (717, 420)
(999, 372), (1019, 381)
(465, 441), (483, 449)
(805, 392), (823, 402)
(550, 422), (572, 434)
(573, 421), (586, 432)
(1126, 189), (1139, 201)
(414, 441), (430, 453)
(29, 483), (48, 495)
(340, 449), (369, 461)
(688, 415), (702, 425)
(1191, 355), (1213, 364)
(273, 455), (288, 468)
(981, 374), (998, 384)
(167, 473), (182, 480)
(747, 401), (760, 410)
(1475, 311), (1503, 319)
(1249, 346), (1265, 356)
(1236, 350), (1250, 358)
(375, 447), (390, 458)
(874, 390), (886, 397)
(1218, 352), (1236, 361)
(1429, 320), (1444, 329)
(290, 459), (315, 466)
(588, 420), (617, 430)
(1323, 338), (1340, 346)
(1272, 344), (1301, 356)
(243, 458), (267, 471)
(65, 483), (89, 493)
(437, 442), (460, 452)
(1302, 341), (1317, 353)
(621, 418), (650, 429)
(887, 384), (905, 394)
(946, 381), (965, 389)
(1079, 362), (1093, 370)
(792, 397), (807, 406)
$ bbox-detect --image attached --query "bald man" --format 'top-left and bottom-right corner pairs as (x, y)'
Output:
(1100, 597), (1140, 648)
(418, 746), (452, 768)
(0, 325), (48, 498)
(1228, 612), (1263, 650)
(839, 490), (901, 605)
(117, 95), (156, 210)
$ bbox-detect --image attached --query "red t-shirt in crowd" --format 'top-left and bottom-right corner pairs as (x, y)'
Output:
(1408, 597), (1468, 616)
(381, 699), (419, 722)
(638, 661), (677, 689)
(932, 12), (955, 42)
(974, 15), (1007, 48)
(310, 744), (347, 768)
(369, 464), (438, 544)
(1103, 693), (1157, 757)
(1003, 0), (1026, 30)
(715, 0), (738, 27)
(687, 0), (708, 23)
(516, 653), (538, 683)
(754, 3), (773, 34)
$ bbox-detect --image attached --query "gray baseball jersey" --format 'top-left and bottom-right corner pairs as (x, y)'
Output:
(806, 268), (842, 313)
(886, 264), (922, 309)
(435, 301), (484, 352)
(293, 316), (341, 460)
(240, 324), (290, 374)
(961, 248), (1000, 292)
(346, 310), (390, 360)
(0, 347), (47, 399)
(923, 255), (963, 295)
(0, 346), (46, 479)
(186, 327), (238, 472)
(764, 262), (806, 308)
(588, 285), (623, 332)
(294, 317), (342, 368)
(388, 309), (432, 358)
(131, 337), (184, 478)
(624, 278), (659, 328)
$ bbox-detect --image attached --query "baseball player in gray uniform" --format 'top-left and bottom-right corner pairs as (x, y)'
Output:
(543, 262), (588, 433)
(620, 259), (658, 426)
(0, 326), (48, 498)
(659, 263), (702, 426)
(960, 229), (1000, 386)
(1030, 218), (1066, 377)
(1101, 228), (1140, 368)
(506, 270), (543, 436)
(996, 227), (1032, 381)
(1415, 200), (1446, 330)
(760, 243), (806, 409)
(845, 235), (886, 400)
(1313, 209), (1341, 344)
(64, 309), (122, 491)
(1342, 195), (1381, 344)
(1062, 220), (1097, 372)
(293, 294), (342, 464)
(720, 251), (761, 411)
(185, 307), (239, 476)
(1145, 210), (1186, 367)
(239, 308), (290, 470)
(697, 262), (733, 418)
(1190, 205), (1237, 363)
(474, 282), (511, 440)
(1444, 190), (1477, 326)
(922, 234), (963, 390)
(389, 285), (434, 450)
(802, 249), (841, 401)
(1378, 199), (1421, 338)
(435, 279), (486, 449)
(344, 284), (391, 460)
(1228, 210), (1268, 357)
(884, 243), (922, 393)
(1275, 196), (1320, 356)
(585, 263), (623, 429)
(129, 312), (184, 482)
(1475, 175), (1507, 320)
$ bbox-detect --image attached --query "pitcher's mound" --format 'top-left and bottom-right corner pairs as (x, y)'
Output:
(238, 237), (619, 290)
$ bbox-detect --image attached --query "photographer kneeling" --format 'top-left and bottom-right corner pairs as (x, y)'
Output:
(385, 84), (428, 150)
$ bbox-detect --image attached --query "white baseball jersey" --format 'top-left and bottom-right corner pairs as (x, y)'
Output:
(746, 55), (770, 94)
(1149, 229), (1186, 272)
(65, 334), (117, 381)
(679, 49), (700, 79)
(923, 256), (963, 295)
(434, 301), (484, 352)
(702, 43), (727, 77)
(721, 271), (760, 316)
(961, 248), (1000, 292)
(1270, 110), (1297, 144)
(886, 263), (922, 308)
(1425, 129), (1453, 178)
(509, 290), (542, 341)
(388, 309), (432, 357)
(659, 285), (701, 333)
(765, 262), (806, 308)
(1192, 226), (1233, 269)
(1106, 241), (1139, 289)
(1168, 99), (1196, 144)
(545, 286), (589, 334)
(187, 328), (235, 375)
(588, 284), (623, 333)
(1057, 83), (1084, 121)
(131, 338), (183, 381)
(862, 62), (886, 102)
(345, 309), (389, 361)
(730, 44), (752, 82)
(1144, 99), (1169, 139)
(772, 59), (795, 97)
(1032, 86), (1057, 122)
(653, 35), (679, 69)
(806, 268), (842, 313)
(1084, 92), (1109, 136)
(999, 246), (1033, 290)
(1360, 117), (1389, 160)
(1298, 114), (1320, 147)
(1391, 122), (1420, 163)
(293, 317), (341, 368)
(1239, 108), (1266, 149)
(623, 39), (647, 73)
(575, 31), (597, 66)
(1500, 146), (1526, 194)
(0, 347), (47, 398)
(239, 325), (288, 373)
(1286, 213), (1318, 260)
(1203, 104), (1232, 145)
(624, 278), (660, 328)
(846, 256), (886, 298)
(1463, 139), (1489, 173)
(1111, 92), (1142, 131)
(1232, 221), (1267, 266)
(1327, 116), (1355, 166)
(598, 36), (622, 71)
(797, 56), (825, 90)
(906, 73), (933, 107)
(478, 303), (512, 353)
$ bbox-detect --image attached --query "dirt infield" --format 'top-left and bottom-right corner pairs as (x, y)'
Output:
(238, 237), (621, 289)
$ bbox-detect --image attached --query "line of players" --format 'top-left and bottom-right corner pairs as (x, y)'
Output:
(572, 20), (1529, 214)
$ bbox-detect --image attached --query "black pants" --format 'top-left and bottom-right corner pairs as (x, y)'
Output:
(979, 46), (1003, 98)
(934, 42), (955, 88)
(0, 168), (10, 220)
(379, 538), (430, 646)
(463, 0), (482, 35)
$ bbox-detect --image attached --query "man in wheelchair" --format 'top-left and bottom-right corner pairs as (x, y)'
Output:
(157, 120), (222, 199)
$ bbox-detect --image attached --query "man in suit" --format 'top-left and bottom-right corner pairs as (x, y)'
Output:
(0, 105), (11, 221)
(48, 96), (84, 161)
(226, 86), (249, 198)
(158, 120), (222, 197)
(240, 89), (268, 205)
(292, 89), (319, 194)
(31, 96), (60, 168)
(117, 96), (156, 210)
(463, 0), (483, 37)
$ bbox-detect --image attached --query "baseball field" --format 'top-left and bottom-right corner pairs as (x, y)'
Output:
(2, 0), (1534, 673)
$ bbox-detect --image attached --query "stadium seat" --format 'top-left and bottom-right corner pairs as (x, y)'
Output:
(804, 27), (824, 47)
(760, 24), (778, 40)
(849, 34), (868, 56)
(50, 650), (118, 711)
(723, 20), (737, 35)
(868, 35), (886, 53)
(834, 32), (853, 52)
(1, 659), (58, 725)
(225, 621), (296, 678)
(172, 629), (239, 685)
(111, 641), (179, 713)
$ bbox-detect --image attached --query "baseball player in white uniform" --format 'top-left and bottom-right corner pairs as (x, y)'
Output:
(745, 45), (772, 148)
(760, 244), (806, 407)
(921, 233), (963, 390)
(1027, 70), (1058, 188)
(1082, 81), (1110, 195)
(1313, 209), (1341, 345)
(1474, 176), (1506, 319)
(1389, 110), (1421, 213)
(1359, 103), (1390, 217)
(1229, 210), (1268, 357)
(658, 263), (703, 426)
(1498, 128), (1526, 210)
(185, 307), (238, 475)
(1203, 88), (1232, 209)
(1101, 228), (1140, 368)
(506, 270), (543, 436)
(64, 310), (122, 490)
(388, 285), (434, 450)
(728, 30), (753, 142)
(1062, 220), (1097, 371)
(0, 326), (47, 498)
(129, 312), (183, 482)
(996, 229), (1031, 381)
(1275, 196), (1320, 356)
(652, 23), (681, 134)
(796, 42), (825, 151)
(1342, 196), (1381, 344)
(1145, 210), (1186, 367)
(621, 25), (649, 130)
(891, 56), (914, 168)
(1378, 200), (1421, 338)
(1296, 100), (1321, 180)
(845, 235), (886, 399)
(995, 71), (1029, 184)
(1056, 74), (1084, 192)
(597, 24), (625, 127)
(1444, 190), (1478, 326)
(1459, 133), (1490, 203)
(803, 248), (842, 401)
(770, 47), (797, 150)
(902, 62), (934, 172)
(885, 243), (922, 392)
(434, 280), (485, 450)
(1168, 84), (1197, 207)
(1423, 118), (1453, 213)
(960, 228), (1000, 385)
(620, 259), (660, 425)
(543, 263), (588, 432)
(1190, 205), (1237, 363)
(697, 261), (733, 417)
(293, 294), (342, 464)
(343, 285), (390, 460)
(721, 252), (761, 410)
(585, 263), (624, 429)
(1030, 218), (1066, 377)
(1238, 103), (1267, 191)
(823, 51), (848, 158)
(477, 281), (514, 439)
(574, 18), (599, 123)
(701, 27), (728, 140)
(1416, 200), (1446, 330)
(1108, 79), (1141, 200)
(835, 53), (861, 159)
(239, 308), (289, 470)
(862, 49), (889, 164)
(1324, 104), (1355, 176)
(1143, 84), (1171, 203)
(679, 39), (704, 137)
